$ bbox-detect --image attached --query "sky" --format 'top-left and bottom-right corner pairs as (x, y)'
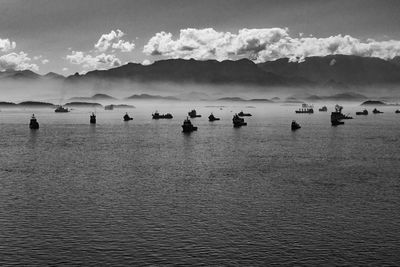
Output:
(1, 0), (400, 75)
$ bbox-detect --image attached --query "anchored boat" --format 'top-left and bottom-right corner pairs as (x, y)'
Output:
(208, 113), (220, 121)
(152, 111), (173, 119)
(123, 113), (133, 121)
(188, 109), (201, 118)
(90, 113), (96, 124)
(29, 114), (39, 129)
(291, 120), (301, 130)
(238, 111), (252, 117)
(296, 104), (314, 114)
(233, 114), (247, 127)
(356, 109), (368, 115)
(319, 106), (327, 112)
(55, 105), (69, 113)
(182, 117), (198, 132)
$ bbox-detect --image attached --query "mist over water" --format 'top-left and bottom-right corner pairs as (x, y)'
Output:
(1, 101), (400, 265)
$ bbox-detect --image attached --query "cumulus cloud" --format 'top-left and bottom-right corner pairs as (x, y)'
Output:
(142, 59), (151, 65)
(66, 51), (121, 69)
(62, 67), (68, 71)
(42, 59), (49, 64)
(0, 38), (16, 52)
(0, 52), (39, 71)
(94, 29), (135, 52)
(143, 27), (400, 62)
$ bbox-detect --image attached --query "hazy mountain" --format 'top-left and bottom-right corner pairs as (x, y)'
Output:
(43, 72), (65, 80)
(258, 55), (400, 85)
(305, 92), (368, 101)
(69, 93), (116, 101)
(65, 58), (288, 86)
(0, 69), (41, 80)
(64, 102), (103, 107)
(125, 94), (179, 100)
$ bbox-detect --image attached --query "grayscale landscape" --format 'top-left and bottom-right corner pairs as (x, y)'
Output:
(1, 0), (400, 265)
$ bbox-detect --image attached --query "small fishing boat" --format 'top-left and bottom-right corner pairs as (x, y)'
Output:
(291, 120), (301, 130)
(188, 109), (201, 118)
(356, 109), (368, 115)
(233, 114), (247, 127)
(395, 109), (400, 114)
(372, 108), (383, 114)
(319, 106), (327, 112)
(90, 113), (96, 124)
(29, 114), (39, 129)
(54, 105), (69, 113)
(238, 111), (252, 117)
(182, 117), (198, 132)
(208, 113), (220, 121)
(123, 113), (133, 121)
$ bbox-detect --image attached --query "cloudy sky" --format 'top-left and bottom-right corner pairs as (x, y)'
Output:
(1, 0), (400, 75)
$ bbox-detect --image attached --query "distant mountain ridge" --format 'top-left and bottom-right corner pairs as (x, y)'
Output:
(258, 55), (400, 85)
(1, 55), (400, 90)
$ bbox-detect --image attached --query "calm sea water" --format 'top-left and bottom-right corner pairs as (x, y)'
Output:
(1, 102), (400, 266)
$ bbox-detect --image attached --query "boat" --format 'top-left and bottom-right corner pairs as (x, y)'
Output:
(152, 111), (173, 119)
(356, 109), (368, 115)
(332, 104), (353, 119)
(396, 110), (400, 114)
(331, 105), (346, 126)
(291, 120), (301, 130)
(208, 113), (220, 121)
(105, 105), (114, 110)
(29, 114), (39, 129)
(90, 112), (96, 124)
(372, 108), (383, 114)
(238, 111), (252, 117)
(232, 114), (247, 127)
(319, 106), (327, 112)
(54, 105), (69, 113)
(123, 113), (133, 121)
(181, 117), (198, 132)
(188, 109), (201, 118)
(295, 104), (314, 114)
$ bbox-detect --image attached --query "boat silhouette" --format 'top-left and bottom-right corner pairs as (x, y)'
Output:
(182, 117), (198, 132)
(55, 105), (69, 113)
(233, 114), (247, 127)
(356, 109), (368, 115)
(208, 113), (220, 121)
(188, 109), (201, 118)
(90, 113), (96, 124)
(291, 120), (301, 130)
(123, 113), (133, 121)
(29, 114), (39, 129)
(152, 111), (173, 119)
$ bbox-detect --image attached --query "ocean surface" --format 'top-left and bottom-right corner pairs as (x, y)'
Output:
(1, 102), (400, 266)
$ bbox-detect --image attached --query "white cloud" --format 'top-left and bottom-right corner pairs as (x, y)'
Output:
(142, 59), (151, 65)
(143, 27), (400, 62)
(0, 38), (16, 52)
(41, 59), (49, 64)
(66, 51), (121, 69)
(0, 52), (39, 71)
(62, 67), (68, 71)
(94, 29), (135, 52)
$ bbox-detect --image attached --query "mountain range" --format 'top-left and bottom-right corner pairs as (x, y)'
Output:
(1, 55), (400, 90)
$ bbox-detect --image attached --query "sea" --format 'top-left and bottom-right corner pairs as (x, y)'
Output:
(1, 102), (399, 266)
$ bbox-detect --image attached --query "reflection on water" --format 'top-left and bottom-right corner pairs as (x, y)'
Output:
(0, 103), (400, 265)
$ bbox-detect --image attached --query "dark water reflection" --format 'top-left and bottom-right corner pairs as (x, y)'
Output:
(0, 104), (400, 265)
